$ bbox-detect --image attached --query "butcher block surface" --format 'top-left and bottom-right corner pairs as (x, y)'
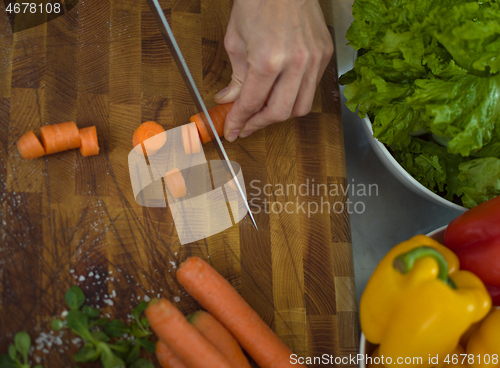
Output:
(0, 0), (358, 366)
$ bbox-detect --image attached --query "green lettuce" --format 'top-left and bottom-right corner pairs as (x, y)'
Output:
(341, 0), (500, 207)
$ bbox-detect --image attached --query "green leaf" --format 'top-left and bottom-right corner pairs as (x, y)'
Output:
(110, 340), (132, 360)
(82, 305), (100, 319)
(98, 343), (126, 368)
(129, 358), (155, 368)
(129, 323), (150, 339)
(132, 301), (147, 322)
(73, 345), (100, 363)
(90, 318), (109, 327)
(65, 286), (86, 310)
(91, 331), (111, 343)
(7, 345), (17, 362)
(66, 310), (94, 342)
(137, 339), (155, 355)
(139, 318), (150, 329)
(14, 332), (30, 364)
(0, 354), (18, 368)
(33, 365), (43, 368)
(51, 319), (64, 331)
(104, 320), (130, 338)
(125, 345), (140, 365)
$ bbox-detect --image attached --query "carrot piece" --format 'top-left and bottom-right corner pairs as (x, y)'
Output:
(181, 123), (202, 155)
(164, 168), (187, 199)
(132, 121), (167, 156)
(40, 121), (81, 155)
(188, 311), (251, 368)
(145, 299), (233, 368)
(17, 130), (46, 159)
(177, 257), (304, 368)
(227, 172), (237, 191)
(190, 102), (234, 144)
(79, 126), (100, 157)
(189, 123), (201, 154)
(155, 340), (190, 368)
(181, 125), (192, 155)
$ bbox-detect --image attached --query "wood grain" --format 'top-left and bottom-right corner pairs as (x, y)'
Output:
(0, 0), (358, 366)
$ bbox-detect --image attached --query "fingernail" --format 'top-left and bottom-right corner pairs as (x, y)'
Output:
(239, 131), (253, 138)
(214, 87), (228, 99)
(227, 130), (240, 142)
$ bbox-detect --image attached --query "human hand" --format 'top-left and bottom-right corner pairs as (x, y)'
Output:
(214, 0), (334, 142)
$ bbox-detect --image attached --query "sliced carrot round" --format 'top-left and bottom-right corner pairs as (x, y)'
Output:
(190, 114), (211, 144)
(182, 123), (201, 155)
(181, 124), (192, 155)
(189, 123), (201, 154)
(40, 121), (81, 155)
(17, 130), (46, 159)
(165, 168), (187, 199)
(79, 126), (100, 157)
(133, 121), (167, 156)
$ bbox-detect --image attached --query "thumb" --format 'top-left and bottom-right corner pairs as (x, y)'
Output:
(213, 75), (243, 104)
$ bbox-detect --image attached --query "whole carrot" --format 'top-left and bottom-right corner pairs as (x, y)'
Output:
(155, 340), (190, 368)
(145, 298), (233, 368)
(177, 257), (304, 368)
(188, 311), (251, 368)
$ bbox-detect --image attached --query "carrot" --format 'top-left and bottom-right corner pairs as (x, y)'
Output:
(188, 311), (251, 368)
(227, 172), (238, 191)
(190, 102), (234, 144)
(132, 121), (167, 156)
(17, 130), (46, 159)
(145, 298), (233, 368)
(79, 126), (100, 157)
(155, 340), (190, 368)
(181, 123), (202, 155)
(40, 121), (81, 155)
(177, 257), (304, 368)
(164, 168), (187, 199)
(189, 123), (201, 154)
(181, 125), (192, 155)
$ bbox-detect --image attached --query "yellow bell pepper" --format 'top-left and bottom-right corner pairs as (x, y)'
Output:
(466, 308), (500, 368)
(360, 235), (491, 368)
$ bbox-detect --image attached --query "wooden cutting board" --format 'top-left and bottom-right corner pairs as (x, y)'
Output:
(0, 0), (358, 366)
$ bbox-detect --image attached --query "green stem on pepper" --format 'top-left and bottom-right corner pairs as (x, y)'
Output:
(393, 246), (457, 289)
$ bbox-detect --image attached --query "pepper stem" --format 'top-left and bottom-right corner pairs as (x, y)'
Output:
(393, 246), (456, 289)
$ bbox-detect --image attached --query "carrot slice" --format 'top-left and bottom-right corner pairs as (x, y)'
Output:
(189, 123), (201, 154)
(188, 311), (251, 368)
(40, 121), (81, 155)
(181, 125), (192, 155)
(17, 130), (46, 159)
(145, 299), (233, 368)
(181, 123), (202, 155)
(79, 126), (100, 157)
(164, 168), (187, 199)
(177, 257), (304, 368)
(190, 103), (234, 144)
(132, 121), (167, 156)
(156, 341), (190, 368)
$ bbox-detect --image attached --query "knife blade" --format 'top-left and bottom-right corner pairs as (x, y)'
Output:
(146, 0), (258, 230)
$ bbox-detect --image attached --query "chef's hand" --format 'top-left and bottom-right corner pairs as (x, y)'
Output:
(213, 0), (334, 142)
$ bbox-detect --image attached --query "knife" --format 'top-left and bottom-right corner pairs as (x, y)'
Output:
(146, 0), (258, 230)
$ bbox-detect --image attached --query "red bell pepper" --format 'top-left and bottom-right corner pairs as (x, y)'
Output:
(443, 195), (500, 305)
